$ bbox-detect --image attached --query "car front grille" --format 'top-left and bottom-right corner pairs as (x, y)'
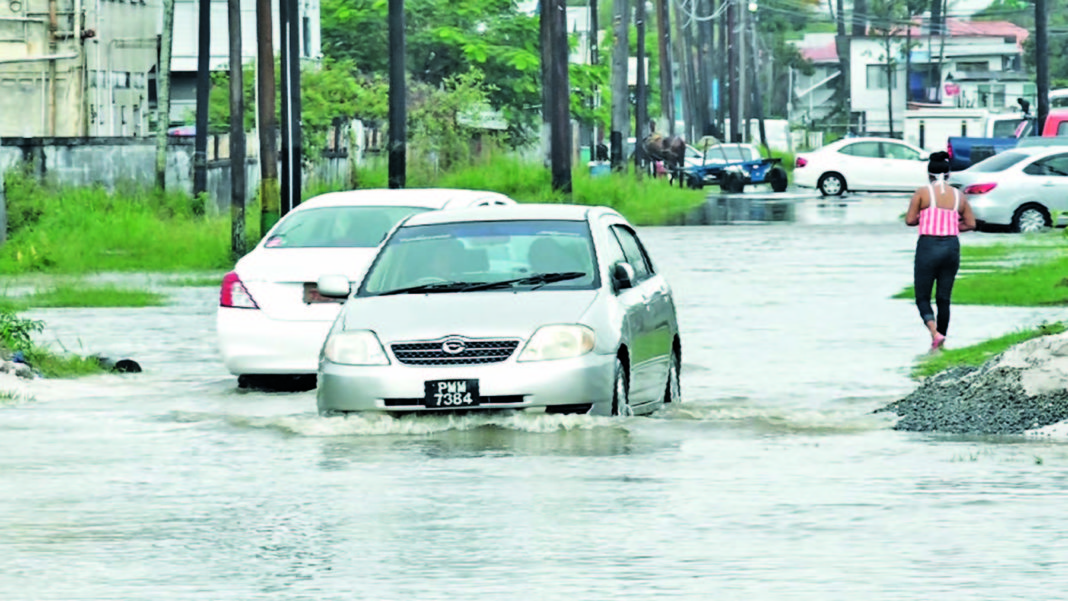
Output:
(391, 339), (521, 366)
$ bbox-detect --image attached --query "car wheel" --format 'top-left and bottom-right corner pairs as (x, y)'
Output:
(817, 172), (846, 196)
(664, 351), (681, 404)
(768, 166), (788, 193)
(612, 357), (632, 417)
(1012, 204), (1050, 233)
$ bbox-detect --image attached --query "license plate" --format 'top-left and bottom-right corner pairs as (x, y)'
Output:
(303, 283), (343, 304)
(424, 379), (480, 408)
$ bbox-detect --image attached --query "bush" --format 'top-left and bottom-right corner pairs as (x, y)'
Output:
(0, 310), (43, 352)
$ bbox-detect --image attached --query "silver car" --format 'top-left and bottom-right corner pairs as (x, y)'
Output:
(951, 146), (1068, 232)
(315, 204), (682, 417)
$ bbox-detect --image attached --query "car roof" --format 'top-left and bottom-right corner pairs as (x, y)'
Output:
(292, 188), (515, 212)
(400, 203), (622, 226)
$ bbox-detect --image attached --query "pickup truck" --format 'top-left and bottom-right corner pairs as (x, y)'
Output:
(947, 108), (1068, 171)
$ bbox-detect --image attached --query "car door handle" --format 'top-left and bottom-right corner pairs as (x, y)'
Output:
(1042, 181), (1057, 187)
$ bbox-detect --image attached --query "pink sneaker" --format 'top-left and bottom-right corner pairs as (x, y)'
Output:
(931, 334), (946, 350)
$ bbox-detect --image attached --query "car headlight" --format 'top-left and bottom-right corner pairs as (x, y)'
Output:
(518, 325), (596, 362)
(323, 330), (390, 366)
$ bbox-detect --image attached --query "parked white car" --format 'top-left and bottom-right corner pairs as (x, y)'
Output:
(216, 188), (516, 387)
(793, 137), (931, 196)
(950, 146), (1068, 232)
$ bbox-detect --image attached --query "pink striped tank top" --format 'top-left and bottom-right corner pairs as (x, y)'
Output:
(918, 182), (961, 237)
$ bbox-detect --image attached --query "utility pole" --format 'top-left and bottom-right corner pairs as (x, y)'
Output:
(717, 0), (727, 136)
(279, 0), (302, 213)
(655, 0), (674, 135)
(1036, 0), (1049, 132)
(193, 0), (209, 199)
(674, 6), (696, 141)
(727, 0), (739, 142)
(388, 0), (406, 188)
(540, 0), (552, 165)
(228, 0), (246, 259)
(739, 2), (748, 141)
(589, 0), (600, 161)
(610, 0), (630, 171)
(834, 0), (851, 133)
(548, 0), (573, 192)
(697, 0), (715, 135)
(155, 0), (175, 190)
(635, 0), (647, 179)
(256, 0), (279, 234)
(750, 1), (766, 149)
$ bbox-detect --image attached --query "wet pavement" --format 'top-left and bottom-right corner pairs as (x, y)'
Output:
(3, 217), (1068, 599)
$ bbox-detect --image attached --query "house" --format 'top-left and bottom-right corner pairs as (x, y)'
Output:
(168, 0), (321, 126)
(789, 18), (1031, 136)
(792, 33), (841, 126)
(0, 0), (159, 137)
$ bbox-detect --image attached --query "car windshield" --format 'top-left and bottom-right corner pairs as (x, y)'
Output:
(359, 220), (600, 296)
(969, 151), (1029, 173)
(263, 206), (432, 249)
(705, 145), (759, 162)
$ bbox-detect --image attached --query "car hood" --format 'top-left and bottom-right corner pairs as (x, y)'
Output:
(339, 290), (600, 343)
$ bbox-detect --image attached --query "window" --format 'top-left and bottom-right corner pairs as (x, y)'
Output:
(359, 220), (600, 295)
(264, 206), (432, 249)
(881, 142), (920, 161)
(866, 65), (897, 90)
(956, 61), (988, 73)
(302, 16), (312, 57)
(611, 226), (654, 281)
(970, 151), (1027, 173)
(990, 118), (1024, 138)
(839, 142), (881, 158)
(111, 71), (130, 89)
(1058, 121), (1068, 136)
(1024, 154), (1068, 177)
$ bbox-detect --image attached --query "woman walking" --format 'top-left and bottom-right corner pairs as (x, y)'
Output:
(905, 151), (976, 350)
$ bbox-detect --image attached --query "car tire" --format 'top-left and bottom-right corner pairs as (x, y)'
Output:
(612, 357), (632, 417)
(664, 350), (681, 405)
(1012, 204), (1051, 233)
(687, 175), (704, 190)
(817, 172), (846, 196)
(768, 166), (788, 193)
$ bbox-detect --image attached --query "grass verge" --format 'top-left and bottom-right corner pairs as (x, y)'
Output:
(893, 234), (1068, 306)
(912, 322), (1067, 379)
(3, 154), (707, 276)
(1, 310), (106, 378)
(0, 283), (167, 310)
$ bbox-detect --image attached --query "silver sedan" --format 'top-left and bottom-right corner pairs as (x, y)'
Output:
(314, 204), (682, 417)
(951, 146), (1068, 232)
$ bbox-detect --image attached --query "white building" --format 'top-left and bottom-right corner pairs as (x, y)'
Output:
(790, 18), (1031, 136)
(0, 0), (160, 137)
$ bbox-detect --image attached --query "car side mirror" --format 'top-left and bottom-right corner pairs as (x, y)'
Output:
(611, 262), (636, 293)
(317, 274), (351, 298)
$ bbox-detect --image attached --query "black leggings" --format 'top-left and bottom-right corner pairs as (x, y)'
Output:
(914, 235), (960, 336)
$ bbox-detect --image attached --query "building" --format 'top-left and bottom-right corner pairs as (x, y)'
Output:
(168, 0), (321, 126)
(790, 18), (1031, 136)
(0, 0), (159, 137)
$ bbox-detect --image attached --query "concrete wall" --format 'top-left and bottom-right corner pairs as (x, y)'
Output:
(0, 137), (352, 243)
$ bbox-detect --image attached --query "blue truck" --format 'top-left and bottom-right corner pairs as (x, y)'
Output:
(946, 102), (1068, 170)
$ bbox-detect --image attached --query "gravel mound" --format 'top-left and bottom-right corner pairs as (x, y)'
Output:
(878, 332), (1068, 434)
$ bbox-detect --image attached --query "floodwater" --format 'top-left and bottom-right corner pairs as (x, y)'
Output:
(4, 217), (1068, 600)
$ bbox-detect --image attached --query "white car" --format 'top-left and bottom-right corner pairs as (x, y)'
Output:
(217, 188), (516, 387)
(949, 146), (1068, 232)
(793, 137), (931, 196)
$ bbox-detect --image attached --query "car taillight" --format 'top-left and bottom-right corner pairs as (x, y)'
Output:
(220, 271), (259, 309)
(947, 142), (953, 159)
(963, 183), (997, 195)
(795, 156), (807, 168)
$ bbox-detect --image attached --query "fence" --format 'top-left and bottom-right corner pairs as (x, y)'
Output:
(0, 135), (355, 244)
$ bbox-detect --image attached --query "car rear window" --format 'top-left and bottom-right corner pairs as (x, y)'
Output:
(990, 118), (1023, 138)
(263, 206), (432, 248)
(969, 151), (1028, 173)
